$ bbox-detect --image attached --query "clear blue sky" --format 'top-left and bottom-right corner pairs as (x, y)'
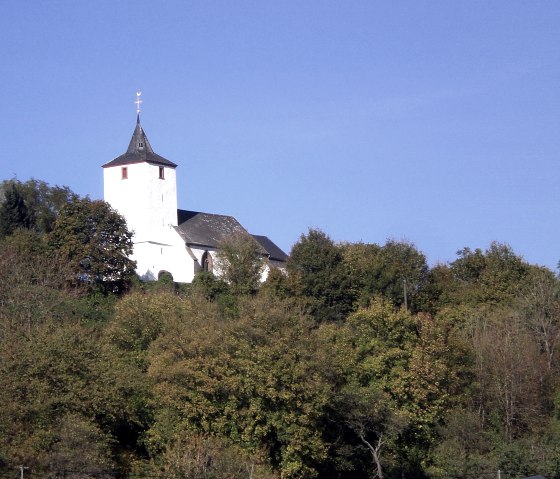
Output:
(1, 1), (559, 269)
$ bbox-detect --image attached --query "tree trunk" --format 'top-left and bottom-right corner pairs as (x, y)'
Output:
(359, 433), (385, 479)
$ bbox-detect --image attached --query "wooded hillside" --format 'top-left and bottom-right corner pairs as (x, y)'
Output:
(1, 179), (559, 479)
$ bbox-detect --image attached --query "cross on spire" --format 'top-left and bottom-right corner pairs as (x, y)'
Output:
(135, 91), (142, 115)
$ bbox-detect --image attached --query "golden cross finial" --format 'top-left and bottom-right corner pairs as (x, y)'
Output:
(135, 91), (142, 115)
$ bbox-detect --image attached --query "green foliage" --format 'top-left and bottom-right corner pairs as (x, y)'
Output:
(191, 271), (230, 300)
(146, 296), (331, 478)
(288, 228), (355, 322)
(2, 184), (560, 479)
(0, 182), (31, 237)
(47, 413), (115, 479)
(48, 197), (136, 293)
(427, 409), (494, 478)
(0, 321), (149, 473)
(342, 240), (428, 311)
(105, 291), (181, 369)
(216, 232), (265, 296)
(450, 242), (532, 306)
(0, 231), (83, 339)
(0, 178), (78, 235)
(159, 432), (277, 479)
(260, 266), (291, 299)
(191, 271), (239, 318)
(325, 300), (473, 477)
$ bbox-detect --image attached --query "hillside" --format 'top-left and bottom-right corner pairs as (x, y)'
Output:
(1, 179), (559, 479)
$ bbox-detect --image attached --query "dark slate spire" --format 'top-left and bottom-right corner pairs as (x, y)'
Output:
(102, 114), (178, 168)
(126, 115), (155, 155)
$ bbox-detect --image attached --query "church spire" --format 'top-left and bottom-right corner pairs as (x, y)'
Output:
(101, 93), (177, 168)
(126, 118), (154, 154)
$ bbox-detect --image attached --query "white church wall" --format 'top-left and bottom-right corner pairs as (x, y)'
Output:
(260, 263), (271, 283)
(133, 233), (196, 283)
(104, 160), (196, 282)
(190, 247), (216, 274)
(188, 247), (273, 283)
(104, 162), (177, 244)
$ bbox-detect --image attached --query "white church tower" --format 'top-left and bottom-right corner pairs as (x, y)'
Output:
(102, 94), (288, 284)
(102, 94), (191, 281)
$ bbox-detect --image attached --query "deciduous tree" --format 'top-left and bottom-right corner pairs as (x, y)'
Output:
(288, 228), (354, 322)
(342, 240), (428, 311)
(216, 232), (264, 296)
(48, 198), (136, 293)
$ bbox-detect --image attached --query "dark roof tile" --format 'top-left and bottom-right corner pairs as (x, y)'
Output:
(175, 210), (266, 254)
(252, 234), (288, 262)
(102, 115), (177, 168)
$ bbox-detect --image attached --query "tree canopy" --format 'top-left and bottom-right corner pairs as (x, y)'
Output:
(215, 232), (265, 296)
(2, 177), (560, 479)
(48, 197), (136, 293)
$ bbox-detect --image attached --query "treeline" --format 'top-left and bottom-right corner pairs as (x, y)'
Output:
(1, 179), (560, 479)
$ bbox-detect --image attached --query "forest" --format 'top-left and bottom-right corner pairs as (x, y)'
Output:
(1, 178), (560, 479)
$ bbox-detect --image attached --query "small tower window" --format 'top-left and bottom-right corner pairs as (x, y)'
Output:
(138, 142), (144, 149)
(159, 167), (165, 179)
(121, 167), (128, 179)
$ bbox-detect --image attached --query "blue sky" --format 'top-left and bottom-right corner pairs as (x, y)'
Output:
(1, 1), (559, 269)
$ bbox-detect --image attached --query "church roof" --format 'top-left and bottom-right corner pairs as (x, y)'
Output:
(175, 210), (287, 263)
(175, 209), (258, 250)
(252, 234), (289, 262)
(102, 115), (177, 168)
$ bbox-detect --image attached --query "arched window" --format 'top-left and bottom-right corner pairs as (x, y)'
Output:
(201, 251), (213, 273)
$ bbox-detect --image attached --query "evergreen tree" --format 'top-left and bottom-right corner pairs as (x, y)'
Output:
(0, 182), (31, 237)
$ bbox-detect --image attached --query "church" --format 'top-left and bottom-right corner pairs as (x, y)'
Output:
(102, 105), (287, 283)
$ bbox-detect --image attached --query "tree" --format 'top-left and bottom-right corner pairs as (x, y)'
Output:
(427, 409), (493, 478)
(260, 266), (291, 299)
(0, 321), (148, 474)
(48, 198), (136, 293)
(146, 296), (332, 478)
(518, 267), (560, 370)
(0, 230), (82, 338)
(467, 308), (545, 441)
(0, 179), (79, 235)
(215, 232), (265, 296)
(342, 240), (428, 311)
(450, 242), (531, 306)
(326, 300), (471, 478)
(288, 229), (355, 322)
(334, 385), (403, 479)
(47, 413), (115, 479)
(0, 182), (31, 237)
(160, 432), (276, 479)
(105, 290), (183, 369)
